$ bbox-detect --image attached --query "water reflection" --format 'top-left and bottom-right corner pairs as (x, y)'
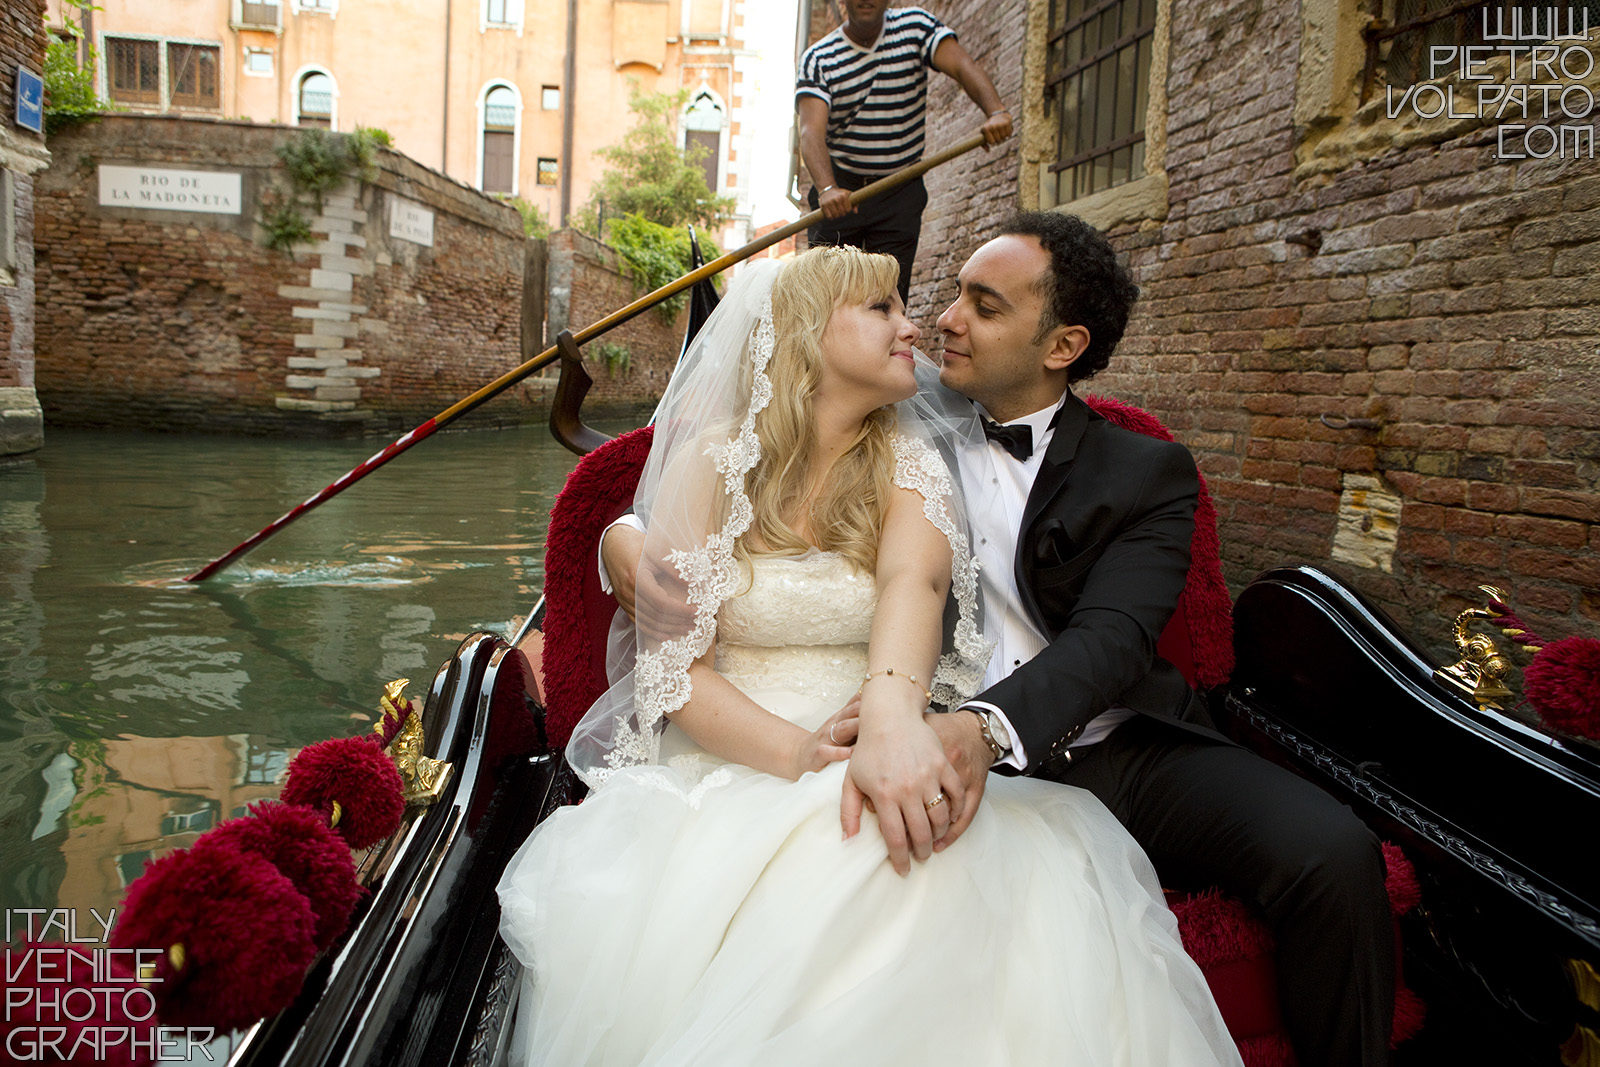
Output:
(0, 421), (627, 917)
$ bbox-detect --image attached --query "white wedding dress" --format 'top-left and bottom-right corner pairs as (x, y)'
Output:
(498, 551), (1241, 1066)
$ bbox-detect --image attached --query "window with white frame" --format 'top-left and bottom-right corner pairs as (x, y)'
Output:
(481, 84), (518, 193)
(298, 71), (335, 127)
(104, 35), (222, 112)
(244, 47), (274, 76)
(541, 84), (560, 110)
(682, 90), (724, 192)
(239, 0), (281, 29)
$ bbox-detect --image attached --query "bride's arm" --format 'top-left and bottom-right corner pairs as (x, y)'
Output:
(842, 483), (966, 876)
(669, 648), (858, 781)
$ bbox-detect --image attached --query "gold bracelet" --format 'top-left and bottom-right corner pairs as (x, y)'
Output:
(862, 667), (933, 704)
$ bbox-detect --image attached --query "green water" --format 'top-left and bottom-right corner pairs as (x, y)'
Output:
(0, 421), (633, 923)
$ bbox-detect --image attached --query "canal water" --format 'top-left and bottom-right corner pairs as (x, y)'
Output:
(0, 418), (640, 925)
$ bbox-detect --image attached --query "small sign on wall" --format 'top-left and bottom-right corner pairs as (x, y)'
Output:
(389, 196), (435, 247)
(98, 165), (243, 214)
(15, 68), (44, 133)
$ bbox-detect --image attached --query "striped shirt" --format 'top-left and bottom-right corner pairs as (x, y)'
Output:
(796, 7), (956, 175)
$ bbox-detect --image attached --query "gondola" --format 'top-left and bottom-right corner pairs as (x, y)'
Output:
(42, 212), (1597, 1067)
(190, 354), (1598, 1065)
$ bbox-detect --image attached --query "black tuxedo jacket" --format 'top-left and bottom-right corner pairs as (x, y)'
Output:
(973, 390), (1206, 776)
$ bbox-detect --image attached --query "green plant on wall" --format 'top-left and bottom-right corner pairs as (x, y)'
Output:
(576, 86), (735, 232)
(500, 196), (552, 239)
(42, 4), (108, 135)
(258, 126), (390, 252)
(606, 214), (721, 320)
(592, 340), (632, 377)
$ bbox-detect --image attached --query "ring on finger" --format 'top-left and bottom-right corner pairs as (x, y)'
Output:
(829, 723), (840, 744)
(925, 792), (946, 809)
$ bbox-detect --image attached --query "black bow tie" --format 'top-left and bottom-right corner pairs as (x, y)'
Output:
(981, 418), (1034, 461)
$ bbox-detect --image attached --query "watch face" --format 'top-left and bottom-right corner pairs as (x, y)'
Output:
(985, 712), (1010, 750)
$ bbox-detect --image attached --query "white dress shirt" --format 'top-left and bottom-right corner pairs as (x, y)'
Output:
(955, 396), (1132, 770)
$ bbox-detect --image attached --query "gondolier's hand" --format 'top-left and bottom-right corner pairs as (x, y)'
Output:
(980, 110), (1013, 147)
(601, 523), (696, 639)
(819, 185), (854, 220)
(925, 710), (991, 853)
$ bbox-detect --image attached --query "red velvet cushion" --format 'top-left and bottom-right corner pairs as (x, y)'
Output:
(1083, 395), (1234, 689)
(540, 426), (656, 749)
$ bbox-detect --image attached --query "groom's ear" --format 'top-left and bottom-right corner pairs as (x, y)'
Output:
(1042, 324), (1089, 373)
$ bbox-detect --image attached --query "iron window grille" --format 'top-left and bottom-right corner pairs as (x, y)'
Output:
(1045, 0), (1156, 205)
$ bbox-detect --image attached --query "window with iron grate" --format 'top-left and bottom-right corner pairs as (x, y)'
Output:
(1045, 0), (1157, 205)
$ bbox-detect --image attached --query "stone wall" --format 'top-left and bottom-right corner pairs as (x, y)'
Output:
(1, 0), (49, 455)
(914, 0), (1598, 647)
(545, 227), (692, 410)
(34, 116), (530, 435)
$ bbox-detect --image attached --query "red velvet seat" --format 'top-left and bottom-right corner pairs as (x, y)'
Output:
(537, 407), (1420, 1064)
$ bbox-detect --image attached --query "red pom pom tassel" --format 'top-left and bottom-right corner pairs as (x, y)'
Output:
(202, 802), (363, 950)
(1524, 636), (1600, 741)
(109, 844), (316, 1033)
(280, 735), (405, 850)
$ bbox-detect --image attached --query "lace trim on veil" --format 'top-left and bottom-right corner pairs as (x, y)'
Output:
(890, 434), (990, 709)
(593, 297), (776, 782)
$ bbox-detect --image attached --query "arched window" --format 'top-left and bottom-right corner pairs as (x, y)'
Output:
(682, 89), (725, 192)
(481, 83), (519, 194)
(297, 71), (334, 128)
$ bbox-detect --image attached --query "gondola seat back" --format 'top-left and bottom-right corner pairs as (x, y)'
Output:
(541, 426), (655, 750)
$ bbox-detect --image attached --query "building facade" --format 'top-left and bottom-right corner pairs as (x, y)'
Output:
(45, 0), (762, 246)
(2, 0), (49, 455)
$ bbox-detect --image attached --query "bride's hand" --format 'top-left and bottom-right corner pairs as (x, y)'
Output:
(790, 705), (858, 780)
(841, 710), (964, 876)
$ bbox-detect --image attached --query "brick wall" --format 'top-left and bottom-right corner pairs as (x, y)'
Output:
(1, 0), (48, 454)
(913, 0), (1599, 649)
(545, 228), (691, 411)
(34, 116), (529, 435)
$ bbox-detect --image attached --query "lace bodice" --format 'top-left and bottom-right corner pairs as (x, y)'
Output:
(714, 553), (874, 702)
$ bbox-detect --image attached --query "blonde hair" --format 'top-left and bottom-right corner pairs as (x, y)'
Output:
(739, 246), (902, 574)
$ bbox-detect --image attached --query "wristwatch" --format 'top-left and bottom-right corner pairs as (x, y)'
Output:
(965, 707), (1011, 766)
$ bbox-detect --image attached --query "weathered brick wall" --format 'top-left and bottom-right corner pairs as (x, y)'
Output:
(35, 116), (528, 435)
(546, 227), (690, 411)
(1, 0), (49, 454)
(916, 0), (1599, 649)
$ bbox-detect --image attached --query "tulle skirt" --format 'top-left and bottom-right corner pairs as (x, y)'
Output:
(497, 686), (1240, 1066)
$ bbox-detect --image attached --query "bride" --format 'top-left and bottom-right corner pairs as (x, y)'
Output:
(497, 247), (1240, 1065)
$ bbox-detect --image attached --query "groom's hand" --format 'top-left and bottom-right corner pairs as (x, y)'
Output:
(926, 710), (991, 853)
(601, 523), (696, 640)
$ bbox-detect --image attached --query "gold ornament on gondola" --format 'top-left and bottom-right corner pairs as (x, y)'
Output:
(1434, 585), (1516, 709)
(374, 678), (453, 804)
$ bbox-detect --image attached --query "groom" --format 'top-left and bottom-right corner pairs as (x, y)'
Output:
(850, 211), (1395, 1067)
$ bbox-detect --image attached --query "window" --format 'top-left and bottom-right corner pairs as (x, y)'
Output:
(537, 157), (558, 187)
(239, 0), (281, 29)
(167, 43), (220, 109)
(160, 806), (215, 837)
(682, 90), (724, 192)
(541, 85), (560, 110)
(117, 851), (153, 888)
(298, 71), (334, 127)
(485, 0), (509, 23)
(297, 0), (336, 11)
(482, 84), (518, 193)
(106, 37), (160, 106)
(245, 48), (274, 76)
(1045, 0), (1157, 204)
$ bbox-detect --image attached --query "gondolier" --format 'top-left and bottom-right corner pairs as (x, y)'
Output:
(797, 0), (1012, 304)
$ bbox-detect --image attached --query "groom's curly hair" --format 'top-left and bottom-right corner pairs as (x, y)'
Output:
(1000, 212), (1139, 383)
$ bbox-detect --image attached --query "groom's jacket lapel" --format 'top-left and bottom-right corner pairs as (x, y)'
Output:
(1015, 391), (1091, 634)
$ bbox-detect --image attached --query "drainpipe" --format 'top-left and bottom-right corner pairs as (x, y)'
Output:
(441, 0), (453, 171)
(559, 0), (577, 225)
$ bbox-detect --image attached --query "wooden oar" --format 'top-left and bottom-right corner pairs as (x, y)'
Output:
(184, 132), (988, 582)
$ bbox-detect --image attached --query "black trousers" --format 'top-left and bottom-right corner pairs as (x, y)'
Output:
(806, 171), (927, 306)
(1060, 714), (1396, 1067)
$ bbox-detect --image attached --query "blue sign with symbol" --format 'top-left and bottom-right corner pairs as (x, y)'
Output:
(16, 67), (45, 134)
